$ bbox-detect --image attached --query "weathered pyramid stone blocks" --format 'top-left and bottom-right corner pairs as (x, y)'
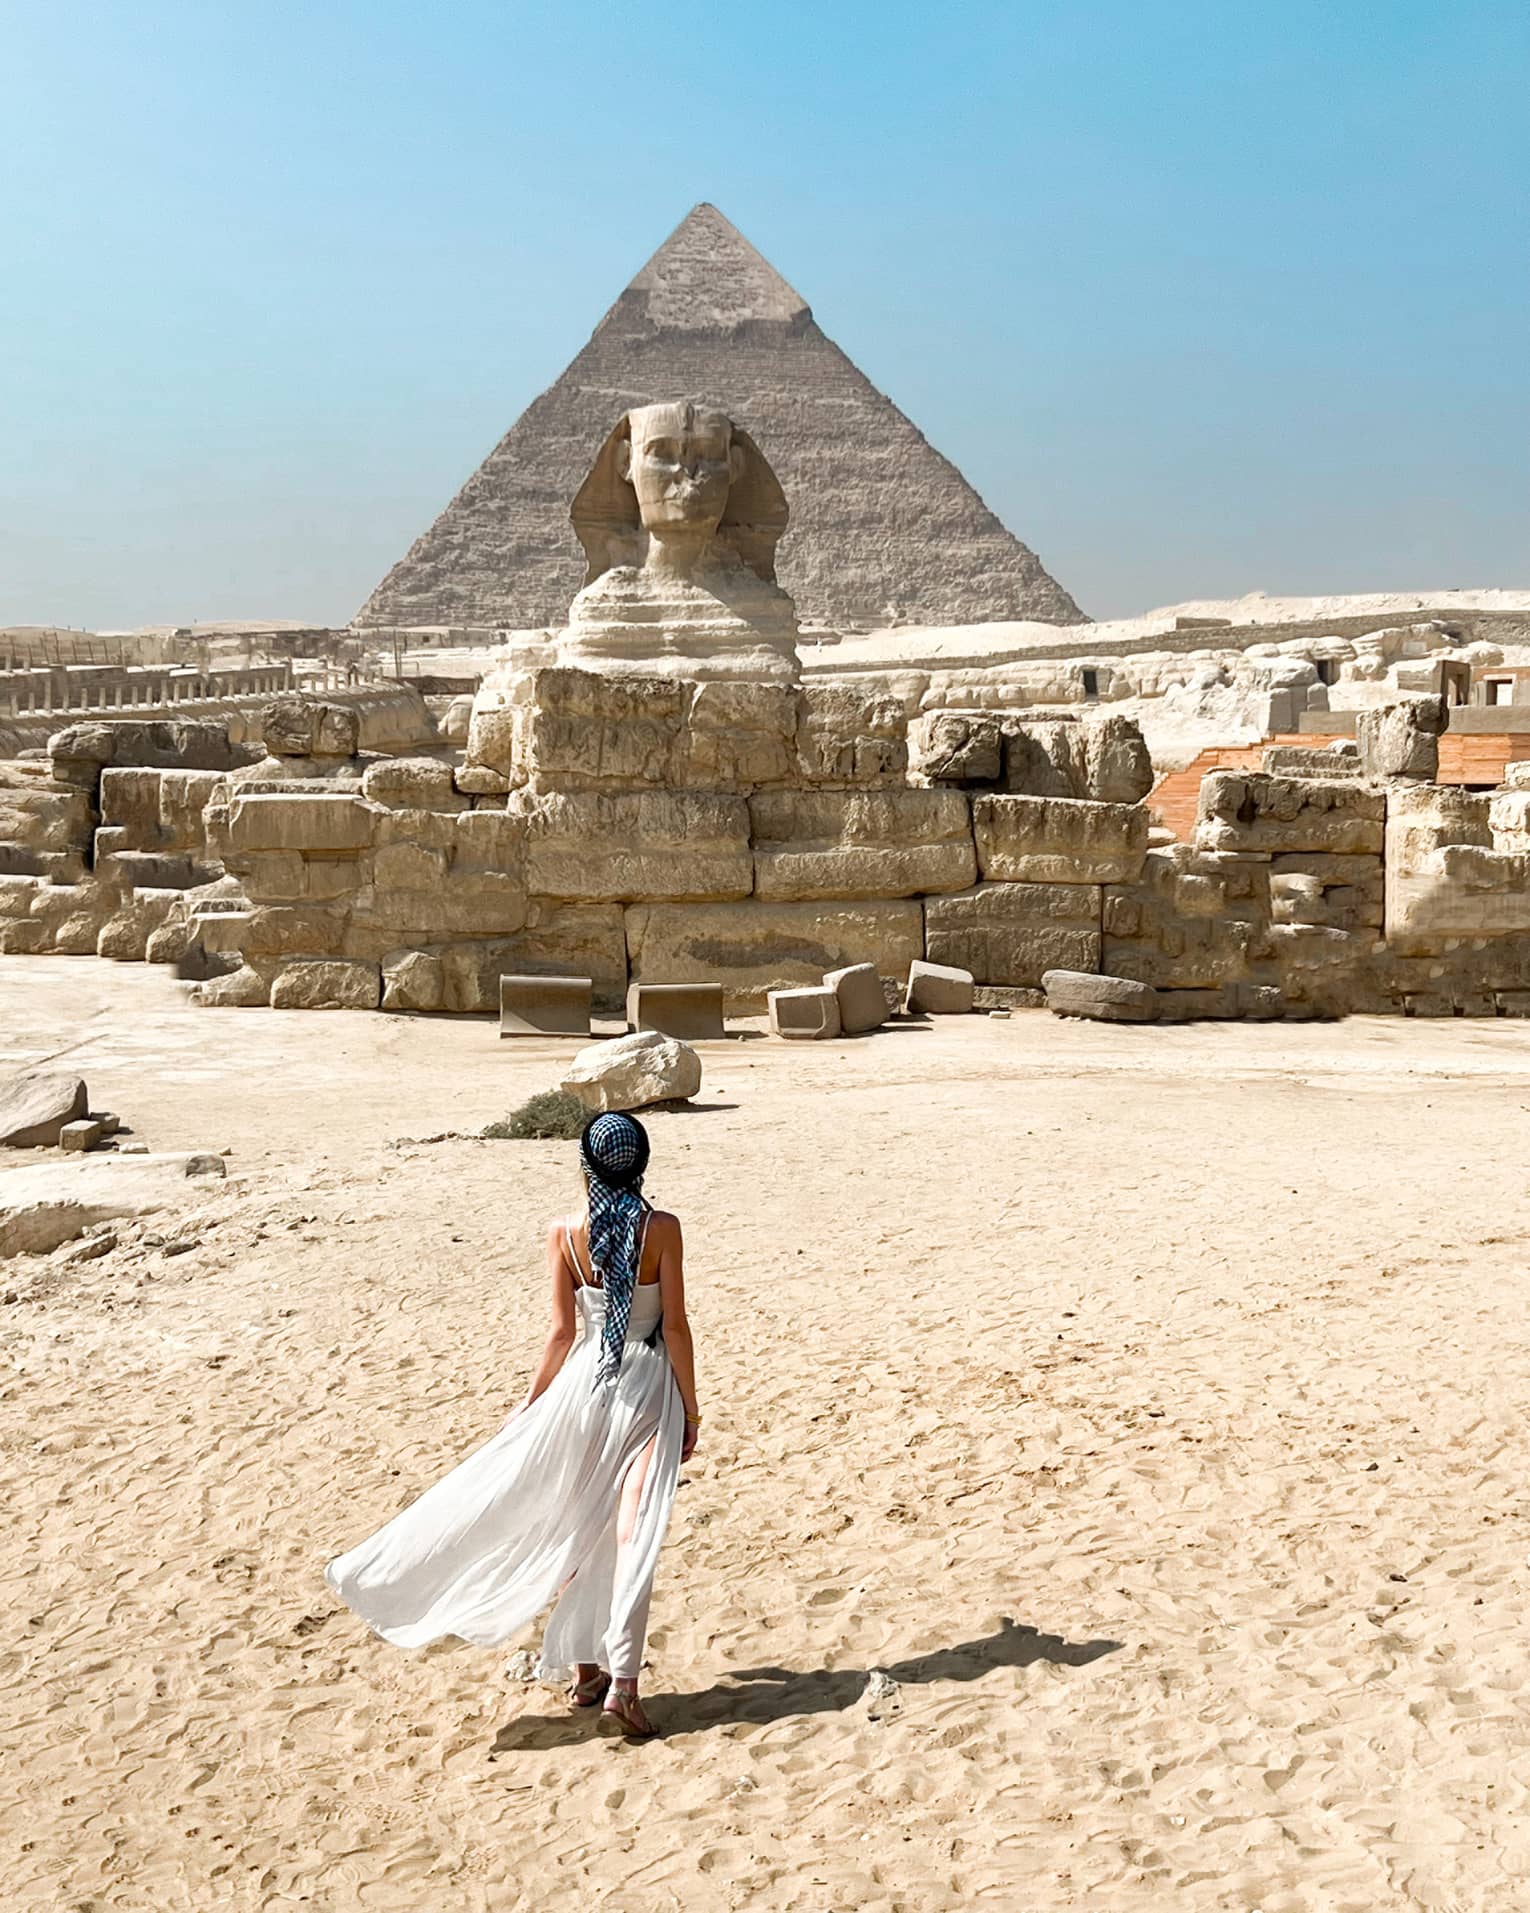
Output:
(626, 899), (923, 1015)
(823, 963), (888, 1034)
(768, 986), (842, 1040)
(749, 788), (975, 901)
(381, 949), (445, 1014)
(684, 681), (798, 789)
(904, 960), (975, 1015)
(1043, 969), (1161, 1023)
(439, 904), (628, 1016)
(974, 795), (1148, 886)
(1194, 774), (1385, 857)
(910, 713), (1004, 787)
(1102, 846), (1273, 990)
(474, 668), (803, 796)
(360, 757), (468, 812)
(1002, 715), (1153, 805)
(521, 790), (752, 903)
(269, 959), (381, 1011)
(794, 685), (909, 786)
(1385, 782), (1530, 950)
(925, 882), (1102, 987)
(225, 792), (374, 854)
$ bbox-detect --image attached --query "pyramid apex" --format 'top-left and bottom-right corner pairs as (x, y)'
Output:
(620, 203), (809, 330)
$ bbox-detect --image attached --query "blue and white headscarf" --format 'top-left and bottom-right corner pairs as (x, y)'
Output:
(579, 1112), (652, 1390)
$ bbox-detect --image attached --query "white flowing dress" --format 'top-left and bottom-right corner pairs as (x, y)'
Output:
(325, 1225), (683, 1682)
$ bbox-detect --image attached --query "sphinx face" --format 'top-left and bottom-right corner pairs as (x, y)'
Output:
(623, 403), (737, 536)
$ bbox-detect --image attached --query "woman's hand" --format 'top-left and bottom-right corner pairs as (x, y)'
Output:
(681, 1418), (700, 1463)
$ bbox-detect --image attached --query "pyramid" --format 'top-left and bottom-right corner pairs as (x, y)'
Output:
(356, 205), (1085, 632)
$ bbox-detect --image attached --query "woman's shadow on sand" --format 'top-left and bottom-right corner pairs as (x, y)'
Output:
(489, 1617), (1122, 1750)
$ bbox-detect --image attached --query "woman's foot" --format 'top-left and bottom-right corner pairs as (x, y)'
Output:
(598, 1683), (659, 1739)
(567, 1664), (610, 1710)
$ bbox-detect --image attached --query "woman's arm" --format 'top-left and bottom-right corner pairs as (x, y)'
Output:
(510, 1222), (578, 1418)
(657, 1214), (701, 1461)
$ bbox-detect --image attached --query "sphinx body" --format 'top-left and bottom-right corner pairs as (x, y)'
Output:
(555, 402), (801, 685)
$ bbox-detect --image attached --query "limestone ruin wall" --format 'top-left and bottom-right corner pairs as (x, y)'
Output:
(5, 676), (1530, 1025)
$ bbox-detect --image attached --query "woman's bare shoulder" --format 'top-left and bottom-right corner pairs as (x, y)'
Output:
(647, 1208), (682, 1240)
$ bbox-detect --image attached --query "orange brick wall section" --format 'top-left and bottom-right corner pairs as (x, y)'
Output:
(1149, 734), (1530, 842)
(1149, 738), (1305, 842)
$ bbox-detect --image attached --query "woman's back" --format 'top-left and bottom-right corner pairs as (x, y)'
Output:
(565, 1208), (676, 1344)
(564, 1209), (675, 1292)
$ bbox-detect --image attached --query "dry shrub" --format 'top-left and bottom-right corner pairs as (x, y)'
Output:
(482, 1091), (588, 1141)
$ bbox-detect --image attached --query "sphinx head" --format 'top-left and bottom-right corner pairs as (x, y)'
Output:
(570, 401), (789, 587)
(618, 402), (743, 540)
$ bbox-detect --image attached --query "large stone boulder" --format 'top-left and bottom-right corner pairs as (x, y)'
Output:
(1356, 696), (1448, 782)
(1042, 970), (1160, 1023)
(268, 959), (381, 1010)
(49, 719), (244, 787)
(0, 1071), (89, 1148)
(910, 712), (1004, 786)
(560, 1031), (702, 1113)
(225, 792), (373, 854)
(904, 959), (975, 1014)
(381, 949), (445, 1013)
(822, 962), (887, 1034)
(360, 756), (468, 812)
(1002, 713), (1153, 804)
(768, 986), (842, 1039)
(794, 684), (909, 785)
(263, 697), (361, 760)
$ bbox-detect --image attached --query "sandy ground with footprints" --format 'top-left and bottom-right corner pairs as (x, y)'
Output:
(4, 957), (1530, 1910)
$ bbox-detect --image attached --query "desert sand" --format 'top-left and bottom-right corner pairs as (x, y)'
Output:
(5, 958), (1530, 1910)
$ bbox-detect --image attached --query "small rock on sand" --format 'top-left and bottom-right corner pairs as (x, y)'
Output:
(860, 1669), (902, 1721)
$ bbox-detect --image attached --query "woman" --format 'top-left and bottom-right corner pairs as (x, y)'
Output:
(325, 1111), (700, 1739)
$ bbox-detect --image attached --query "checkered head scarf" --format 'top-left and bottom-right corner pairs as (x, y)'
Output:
(579, 1113), (652, 1390)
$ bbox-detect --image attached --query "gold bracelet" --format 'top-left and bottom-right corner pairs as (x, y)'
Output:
(684, 1411), (702, 1424)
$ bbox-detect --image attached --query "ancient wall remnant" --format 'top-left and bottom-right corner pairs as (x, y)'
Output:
(4, 671), (1530, 1025)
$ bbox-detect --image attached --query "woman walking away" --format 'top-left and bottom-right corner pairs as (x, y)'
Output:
(325, 1112), (700, 1739)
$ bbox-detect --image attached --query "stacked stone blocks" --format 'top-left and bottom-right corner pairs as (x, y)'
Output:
(3, 685), (1530, 1024)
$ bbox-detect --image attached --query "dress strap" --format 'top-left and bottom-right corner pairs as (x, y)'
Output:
(636, 1203), (659, 1285)
(566, 1205), (653, 1290)
(565, 1217), (594, 1290)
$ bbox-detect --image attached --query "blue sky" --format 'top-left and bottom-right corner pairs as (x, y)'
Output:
(3, 0), (1526, 627)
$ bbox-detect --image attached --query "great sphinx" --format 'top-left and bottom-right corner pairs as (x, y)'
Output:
(554, 401), (801, 684)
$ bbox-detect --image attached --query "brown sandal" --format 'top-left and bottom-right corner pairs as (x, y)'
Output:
(598, 1688), (659, 1739)
(568, 1671), (611, 1710)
